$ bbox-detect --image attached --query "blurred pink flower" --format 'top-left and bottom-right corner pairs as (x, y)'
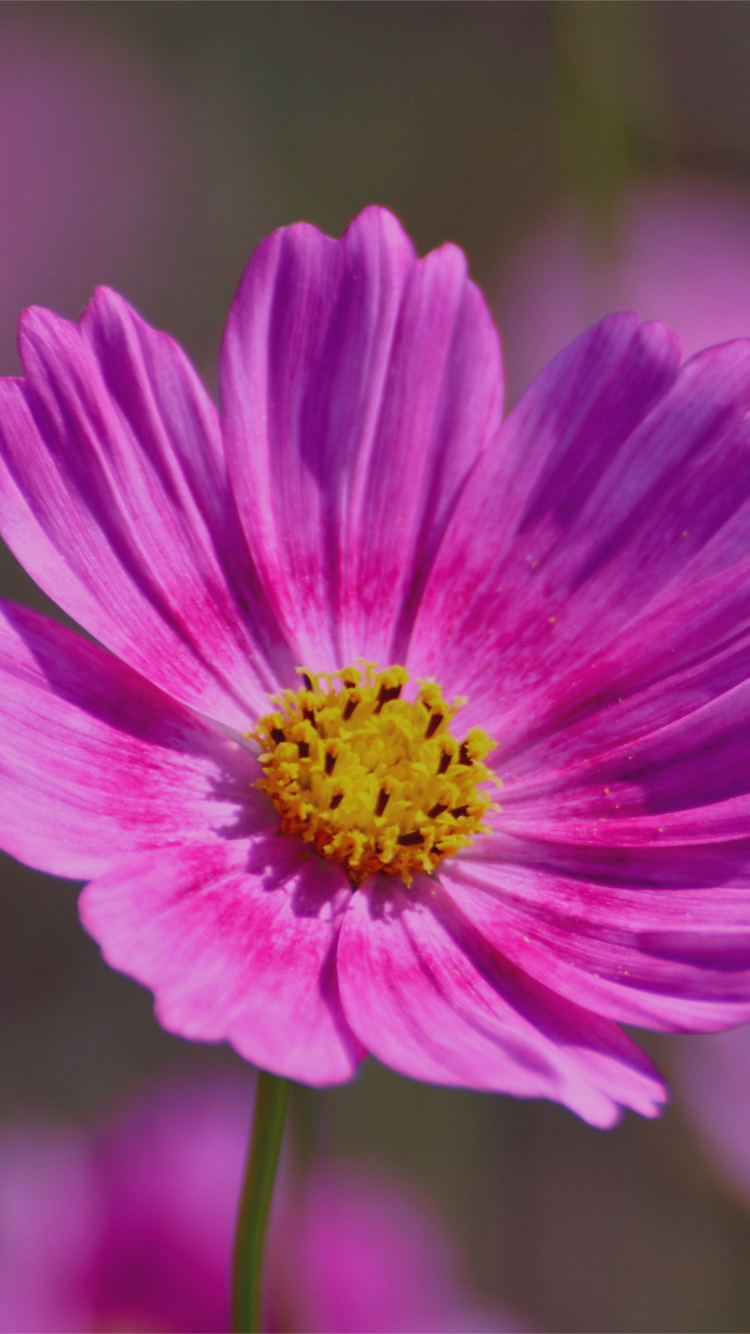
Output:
(0, 1076), (522, 1333)
(273, 1164), (524, 1334)
(4, 206), (750, 1127)
(496, 180), (750, 401)
(0, 19), (187, 376)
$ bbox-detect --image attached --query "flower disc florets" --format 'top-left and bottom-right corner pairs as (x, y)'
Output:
(252, 663), (498, 886)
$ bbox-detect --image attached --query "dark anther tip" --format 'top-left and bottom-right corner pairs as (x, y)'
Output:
(397, 830), (425, 846)
(458, 742), (472, 766)
(375, 787), (391, 817)
(428, 802), (448, 819)
(425, 713), (443, 739)
(374, 684), (403, 715)
(271, 728), (285, 745)
(330, 792), (343, 809)
(298, 741), (310, 758)
(325, 751), (336, 776)
(301, 673), (313, 691)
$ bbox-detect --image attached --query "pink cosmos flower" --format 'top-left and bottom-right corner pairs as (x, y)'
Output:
(2, 205), (750, 1128)
(0, 1075), (520, 1333)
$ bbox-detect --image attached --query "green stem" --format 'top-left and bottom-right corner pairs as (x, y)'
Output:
(232, 1070), (291, 1333)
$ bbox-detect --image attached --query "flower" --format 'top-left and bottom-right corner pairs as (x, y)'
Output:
(271, 1160), (526, 1334)
(2, 205), (750, 1127)
(0, 1075), (523, 1333)
(495, 179), (750, 402)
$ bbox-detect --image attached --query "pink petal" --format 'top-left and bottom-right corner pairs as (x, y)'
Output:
(491, 351), (750, 763)
(0, 600), (270, 880)
(80, 837), (365, 1084)
(221, 205), (503, 671)
(442, 840), (750, 1032)
(0, 288), (293, 729)
(495, 674), (750, 852)
(491, 549), (750, 790)
(337, 875), (664, 1127)
(408, 321), (750, 748)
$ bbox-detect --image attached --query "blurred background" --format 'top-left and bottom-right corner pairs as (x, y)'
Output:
(4, 2), (750, 1330)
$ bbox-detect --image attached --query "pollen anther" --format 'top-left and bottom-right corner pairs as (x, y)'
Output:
(375, 785), (391, 817)
(252, 662), (498, 886)
(425, 712), (443, 739)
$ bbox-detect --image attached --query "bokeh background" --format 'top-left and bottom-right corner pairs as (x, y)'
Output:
(4, 3), (750, 1330)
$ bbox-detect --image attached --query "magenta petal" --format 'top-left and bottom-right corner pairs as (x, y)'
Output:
(0, 289), (293, 728)
(442, 840), (750, 1032)
(486, 356), (750, 765)
(408, 312), (680, 727)
(0, 600), (270, 880)
(493, 551), (750, 793)
(221, 205), (503, 670)
(410, 323), (750, 749)
(80, 837), (365, 1084)
(337, 876), (665, 1126)
(495, 675), (750, 853)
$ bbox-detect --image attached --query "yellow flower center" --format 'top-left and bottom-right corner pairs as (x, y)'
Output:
(251, 663), (498, 887)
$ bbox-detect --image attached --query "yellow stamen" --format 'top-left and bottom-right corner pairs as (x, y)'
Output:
(251, 662), (499, 887)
